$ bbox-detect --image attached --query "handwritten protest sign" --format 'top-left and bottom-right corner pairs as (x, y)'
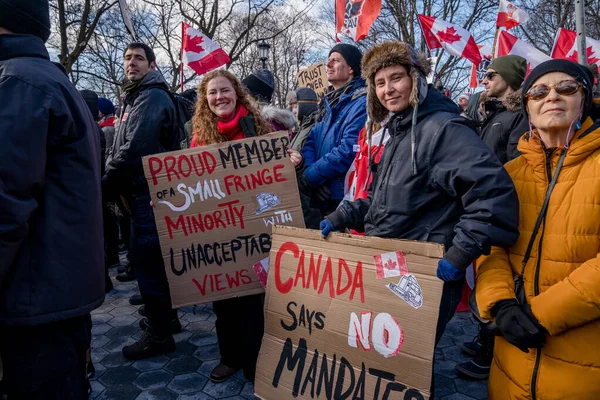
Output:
(255, 227), (444, 400)
(142, 132), (305, 307)
(297, 62), (329, 99)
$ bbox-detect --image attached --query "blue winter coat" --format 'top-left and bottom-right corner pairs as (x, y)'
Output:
(302, 78), (367, 207)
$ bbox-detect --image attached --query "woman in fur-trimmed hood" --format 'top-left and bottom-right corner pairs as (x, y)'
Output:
(323, 41), (520, 348)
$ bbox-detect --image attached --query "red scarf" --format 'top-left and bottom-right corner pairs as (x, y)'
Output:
(99, 116), (115, 127)
(217, 104), (249, 141)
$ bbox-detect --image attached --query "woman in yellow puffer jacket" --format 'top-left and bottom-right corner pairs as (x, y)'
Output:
(476, 59), (600, 400)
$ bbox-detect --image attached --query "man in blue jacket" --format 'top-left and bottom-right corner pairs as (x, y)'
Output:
(297, 44), (367, 215)
(0, 1), (104, 398)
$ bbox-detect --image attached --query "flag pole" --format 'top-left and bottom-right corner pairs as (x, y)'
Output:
(180, 22), (185, 93)
(491, 27), (500, 60)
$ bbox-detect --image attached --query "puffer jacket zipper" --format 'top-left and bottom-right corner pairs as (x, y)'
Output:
(531, 148), (555, 400)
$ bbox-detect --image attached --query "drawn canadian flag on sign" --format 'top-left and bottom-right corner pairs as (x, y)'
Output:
(496, 0), (529, 30)
(418, 15), (482, 66)
(551, 28), (600, 65)
(181, 22), (230, 75)
(374, 251), (408, 279)
(496, 30), (551, 75)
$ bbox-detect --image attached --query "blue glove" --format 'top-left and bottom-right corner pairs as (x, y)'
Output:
(320, 218), (334, 238)
(436, 258), (465, 281)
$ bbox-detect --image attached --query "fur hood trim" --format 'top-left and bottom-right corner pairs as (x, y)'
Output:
(261, 106), (296, 130)
(479, 89), (523, 113)
(361, 41), (432, 123)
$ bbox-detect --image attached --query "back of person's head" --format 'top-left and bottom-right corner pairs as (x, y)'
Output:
(98, 97), (115, 117)
(296, 87), (319, 122)
(79, 90), (100, 122)
(193, 70), (272, 145)
(181, 88), (198, 105)
(124, 43), (156, 65)
(242, 69), (275, 104)
(0, 0), (51, 42)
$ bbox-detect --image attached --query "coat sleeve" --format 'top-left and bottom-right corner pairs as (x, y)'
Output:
(104, 89), (172, 185)
(475, 247), (517, 319)
(301, 122), (319, 166)
(0, 77), (48, 286)
(430, 118), (520, 270)
(506, 113), (529, 162)
(530, 254), (600, 335)
(303, 97), (367, 186)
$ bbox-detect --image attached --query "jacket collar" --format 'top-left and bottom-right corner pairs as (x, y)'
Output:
(0, 34), (49, 62)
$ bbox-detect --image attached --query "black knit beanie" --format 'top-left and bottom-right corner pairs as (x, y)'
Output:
(242, 69), (275, 103)
(521, 59), (594, 120)
(488, 55), (527, 90)
(0, 0), (51, 42)
(296, 87), (318, 122)
(329, 43), (363, 78)
(80, 90), (100, 122)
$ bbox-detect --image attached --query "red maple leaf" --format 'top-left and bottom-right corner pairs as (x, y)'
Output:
(384, 258), (397, 270)
(587, 46), (600, 64)
(526, 62), (532, 76)
(437, 27), (462, 45)
(187, 34), (205, 53)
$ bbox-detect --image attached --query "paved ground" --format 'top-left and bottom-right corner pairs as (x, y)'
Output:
(90, 263), (488, 400)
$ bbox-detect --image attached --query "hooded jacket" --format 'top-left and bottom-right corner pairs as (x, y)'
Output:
(261, 106), (295, 133)
(328, 41), (519, 270)
(478, 90), (529, 163)
(0, 34), (104, 326)
(476, 118), (600, 399)
(301, 78), (367, 205)
(104, 70), (177, 193)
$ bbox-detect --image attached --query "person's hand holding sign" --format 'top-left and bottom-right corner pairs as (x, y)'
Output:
(287, 148), (303, 168)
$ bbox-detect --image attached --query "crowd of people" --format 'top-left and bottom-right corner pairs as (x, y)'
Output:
(1, 1), (600, 399)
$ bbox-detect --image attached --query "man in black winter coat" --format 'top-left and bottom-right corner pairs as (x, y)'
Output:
(478, 55), (530, 164)
(321, 41), (519, 349)
(0, 1), (104, 398)
(103, 42), (180, 360)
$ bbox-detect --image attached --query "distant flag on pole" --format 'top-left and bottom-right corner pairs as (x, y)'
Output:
(335, 0), (382, 42)
(181, 23), (230, 76)
(496, 30), (551, 75)
(418, 15), (482, 65)
(496, 0), (529, 30)
(551, 28), (600, 65)
(118, 0), (136, 41)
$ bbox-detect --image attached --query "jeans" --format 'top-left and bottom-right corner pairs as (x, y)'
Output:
(129, 192), (174, 337)
(0, 314), (91, 400)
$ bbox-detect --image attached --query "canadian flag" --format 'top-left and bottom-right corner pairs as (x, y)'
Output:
(496, 30), (551, 75)
(374, 251), (408, 279)
(496, 0), (529, 30)
(181, 22), (230, 75)
(469, 44), (492, 89)
(335, 0), (382, 42)
(418, 15), (482, 65)
(551, 28), (600, 65)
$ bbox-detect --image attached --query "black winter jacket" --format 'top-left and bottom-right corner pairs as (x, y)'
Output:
(478, 90), (529, 164)
(104, 71), (177, 194)
(0, 35), (104, 326)
(329, 89), (520, 270)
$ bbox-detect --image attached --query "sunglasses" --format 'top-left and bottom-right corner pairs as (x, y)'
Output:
(484, 71), (498, 81)
(525, 80), (584, 101)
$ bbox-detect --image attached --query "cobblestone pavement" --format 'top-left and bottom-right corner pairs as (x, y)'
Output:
(90, 265), (488, 400)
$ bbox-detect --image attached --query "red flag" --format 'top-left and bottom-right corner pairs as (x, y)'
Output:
(551, 28), (600, 65)
(335, 0), (381, 42)
(496, 0), (529, 30)
(496, 31), (550, 75)
(418, 15), (482, 65)
(181, 22), (230, 75)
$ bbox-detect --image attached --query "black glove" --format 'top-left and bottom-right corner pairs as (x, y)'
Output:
(493, 299), (546, 353)
(315, 185), (332, 203)
(297, 173), (313, 195)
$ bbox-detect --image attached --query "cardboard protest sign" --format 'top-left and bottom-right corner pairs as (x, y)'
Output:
(142, 132), (305, 307)
(297, 62), (329, 99)
(255, 227), (444, 400)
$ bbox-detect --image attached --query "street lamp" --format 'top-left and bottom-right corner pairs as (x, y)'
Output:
(258, 40), (270, 69)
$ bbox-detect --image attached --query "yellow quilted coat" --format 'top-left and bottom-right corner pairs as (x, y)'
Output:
(476, 117), (600, 400)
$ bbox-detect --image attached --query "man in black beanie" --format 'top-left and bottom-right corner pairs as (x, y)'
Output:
(476, 55), (530, 164)
(294, 43), (367, 215)
(242, 69), (275, 103)
(0, 1), (104, 398)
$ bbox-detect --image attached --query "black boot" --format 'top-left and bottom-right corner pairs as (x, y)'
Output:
(139, 312), (182, 334)
(116, 263), (135, 282)
(122, 330), (175, 360)
(456, 328), (494, 379)
(129, 293), (145, 306)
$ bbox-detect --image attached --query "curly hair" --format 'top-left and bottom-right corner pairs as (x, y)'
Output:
(191, 70), (273, 145)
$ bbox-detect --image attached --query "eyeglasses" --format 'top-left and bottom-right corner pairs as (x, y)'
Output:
(484, 71), (498, 81)
(525, 80), (584, 100)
